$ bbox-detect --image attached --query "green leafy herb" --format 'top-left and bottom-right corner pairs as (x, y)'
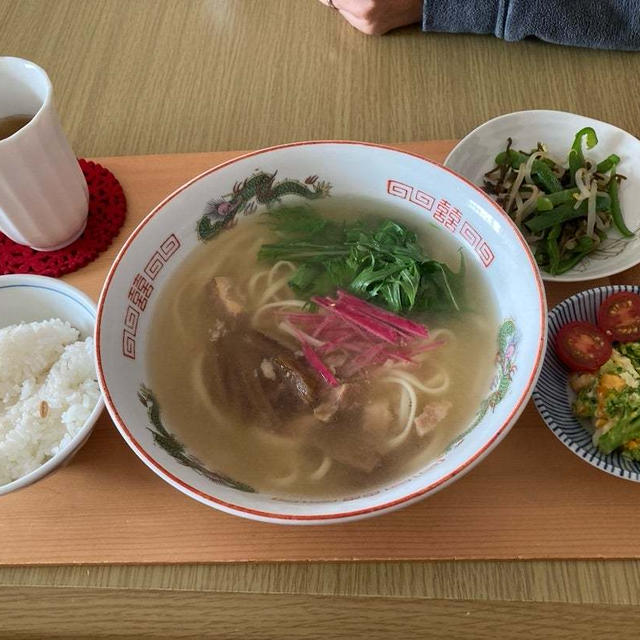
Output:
(258, 206), (465, 314)
(263, 205), (331, 236)
(617, 342), (640, 371)
(598, 401), (640, 455)
(573, 387), (596, 418)
(588, 383), (640, 455)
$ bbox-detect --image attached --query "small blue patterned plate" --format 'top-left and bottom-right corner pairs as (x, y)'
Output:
(533, 285), (640, 482)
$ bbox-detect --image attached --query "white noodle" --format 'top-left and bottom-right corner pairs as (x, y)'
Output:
(271, 453), (334, 485)
(398, 383), (409, 424)
(389, 368), (450, 395)
(248, 269), (269, 300)
(252, 299), (306, 326)
(278, 320), (324, 347)
(426, 370), (450, 394)
(267, 261), (296, 287)
(381, 376), (417, 450)
(170, 285), (196, 344)
(245, 239), (268, 298)
(250, 427), (300, 450)
(258, 273), (295, 307)
(249, 263), (296, 307)
(399, 329), (455, 366)
(192, 352), (226, 426)
(308, 455), (333, 481)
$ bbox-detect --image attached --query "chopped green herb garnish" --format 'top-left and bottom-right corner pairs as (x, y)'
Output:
(617, 342), (640, 371)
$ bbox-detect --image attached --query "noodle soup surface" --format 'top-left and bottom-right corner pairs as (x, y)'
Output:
(148, 199), (498, 498)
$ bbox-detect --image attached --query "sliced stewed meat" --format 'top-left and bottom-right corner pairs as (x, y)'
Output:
(311, 424), (383, 473)
(271, 354), (319, 407)
(414, 400), (451, 437)
(313, 383), (363, 423)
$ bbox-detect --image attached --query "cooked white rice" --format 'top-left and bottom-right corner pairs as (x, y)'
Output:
(0, 319), (100, 486)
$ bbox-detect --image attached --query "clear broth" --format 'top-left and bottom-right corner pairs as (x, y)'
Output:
(148, 200), (499, 499)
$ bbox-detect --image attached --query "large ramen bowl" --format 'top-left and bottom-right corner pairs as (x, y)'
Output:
(97, 142), (547, 524)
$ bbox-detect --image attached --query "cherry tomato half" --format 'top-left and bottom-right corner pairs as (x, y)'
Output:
(555, 321), (612, 372)
(597, 292), (640, 343)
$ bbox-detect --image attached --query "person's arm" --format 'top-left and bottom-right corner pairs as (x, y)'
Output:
(422, 0), (640, 51)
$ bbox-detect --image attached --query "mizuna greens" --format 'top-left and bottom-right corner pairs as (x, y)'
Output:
(258, 206), (465, 314)
(484, 128), (633, 276)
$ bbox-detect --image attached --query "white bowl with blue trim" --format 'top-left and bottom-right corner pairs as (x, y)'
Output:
(533, 285), (640, 482)
(0, 274), (104, 496)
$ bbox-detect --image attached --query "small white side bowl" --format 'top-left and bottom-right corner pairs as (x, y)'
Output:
(445, 110), (640, 282)
(0, 274), (104, 496)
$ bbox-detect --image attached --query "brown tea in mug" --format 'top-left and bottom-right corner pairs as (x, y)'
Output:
(0, 114), (32, 140)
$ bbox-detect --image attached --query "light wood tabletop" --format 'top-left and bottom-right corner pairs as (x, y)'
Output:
(1, 1), (640, 638)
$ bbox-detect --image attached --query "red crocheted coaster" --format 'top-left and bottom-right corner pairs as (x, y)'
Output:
(0, 159), (126, 276)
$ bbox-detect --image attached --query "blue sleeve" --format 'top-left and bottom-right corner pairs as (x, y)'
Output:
(422, 0), (640, 51)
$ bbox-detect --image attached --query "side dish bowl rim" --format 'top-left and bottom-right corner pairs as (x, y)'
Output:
(533, 284), (640, 483)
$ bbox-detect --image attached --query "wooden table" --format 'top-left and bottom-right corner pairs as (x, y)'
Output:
(1, 1), (640, 637)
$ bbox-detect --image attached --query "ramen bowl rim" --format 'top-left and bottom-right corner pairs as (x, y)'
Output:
(96, 140), (547, 524)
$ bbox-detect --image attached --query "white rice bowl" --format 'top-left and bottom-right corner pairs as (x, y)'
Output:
(0, 319), (100, 486)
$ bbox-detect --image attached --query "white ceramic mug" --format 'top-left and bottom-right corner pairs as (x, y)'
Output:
(0, 57), (88, 251)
